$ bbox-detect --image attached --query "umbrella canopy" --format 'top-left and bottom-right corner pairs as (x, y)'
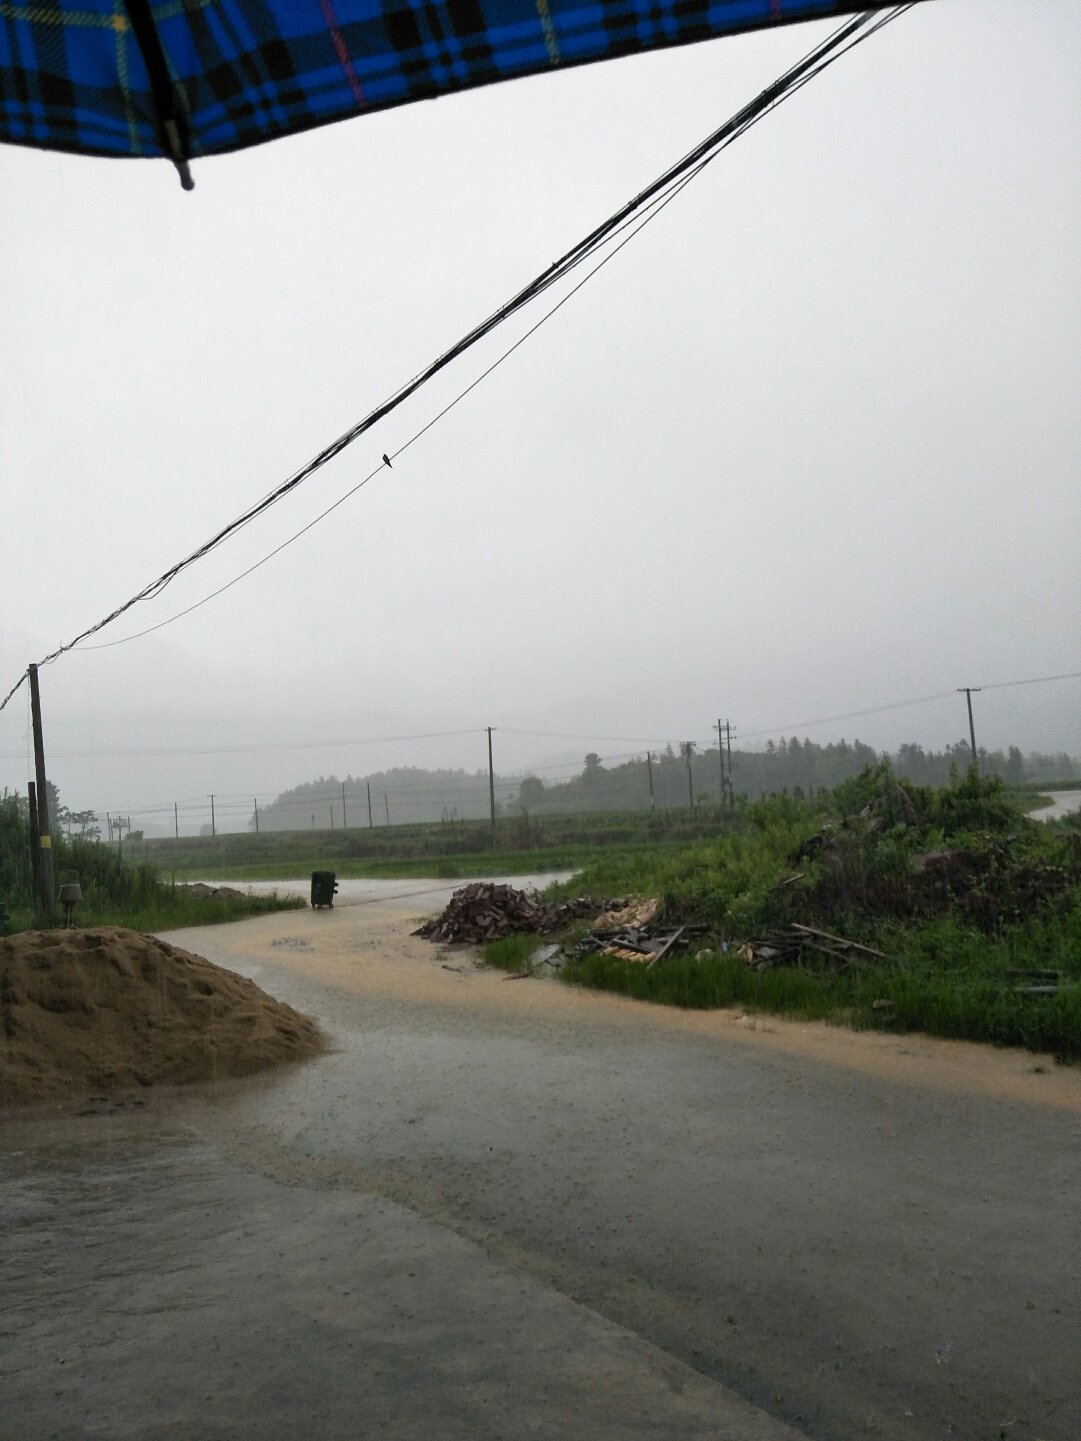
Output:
(1, 0), (901, 187)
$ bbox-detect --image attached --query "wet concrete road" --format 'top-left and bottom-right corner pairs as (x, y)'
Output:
(3, 897), (1080, 1440)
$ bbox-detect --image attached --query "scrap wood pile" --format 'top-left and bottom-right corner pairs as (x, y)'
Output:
(739, 923), (887, 975)
(412, 883), (609, 944)
(572, 920), (709, 966)
(571, 895), (708, 966)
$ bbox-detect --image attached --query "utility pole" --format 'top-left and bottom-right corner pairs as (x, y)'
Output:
(646, 750), (655, 810)
(253, 799), (259, 835)
(715, 720), (726, 812)
(384, 794), (390, 826)
(209, 794), (216, 837)
(487, 727), (497, 847)
(341, 781), (347, 830)
(28, 780), (42, 902)
(367, 781), (373, 829)
(725, 721), (734, 811)
(106, 811), (113, 844)
(174, 801), (180, 838)
(329, 805), (334, 829)
(957, 688), (982, 773)
(683, 742), (694, 812)
(27, 664), (55, 917)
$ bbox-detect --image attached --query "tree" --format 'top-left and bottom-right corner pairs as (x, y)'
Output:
(58, 806), (101, 842)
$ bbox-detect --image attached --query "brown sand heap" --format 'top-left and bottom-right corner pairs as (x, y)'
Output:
(0, 926), (323, 1107)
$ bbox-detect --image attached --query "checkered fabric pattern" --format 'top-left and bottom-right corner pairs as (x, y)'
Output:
(0, 0), (894, 162)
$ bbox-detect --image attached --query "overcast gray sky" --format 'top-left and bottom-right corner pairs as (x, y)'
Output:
(2, 0), (1078, 831)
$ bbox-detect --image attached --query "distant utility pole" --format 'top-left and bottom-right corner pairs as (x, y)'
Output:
(209, 794), (216, 838)
(106, 811), (113, 844)
(341, 781), (347, 830)
(715, 720), (726, 811)
(329, 805), (334, 829)
(27, 665), (55, 916)
(957, 688), (982, 772)
(367, 781), (373, 829)
(725, 720), (734, 811)
(384, 794), (391, 826)
(487, 727), (497, 846)
(253, 799), (259, 834)
(682, 742), (695, 811)
(646, 750), (655, 810)
(174, 801), (180, 838)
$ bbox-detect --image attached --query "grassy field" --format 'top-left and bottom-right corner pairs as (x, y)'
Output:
(138, 810), (736, 882)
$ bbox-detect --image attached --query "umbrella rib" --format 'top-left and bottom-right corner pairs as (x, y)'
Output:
(122, 0), (194, 189)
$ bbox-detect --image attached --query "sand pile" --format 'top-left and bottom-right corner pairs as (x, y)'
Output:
(0, 927), (323, 1106)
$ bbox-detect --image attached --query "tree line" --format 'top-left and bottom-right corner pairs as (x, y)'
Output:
(247, 739), (1077, 831)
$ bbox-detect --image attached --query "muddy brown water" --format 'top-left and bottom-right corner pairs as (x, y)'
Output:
(3, 884), (1080, 1441)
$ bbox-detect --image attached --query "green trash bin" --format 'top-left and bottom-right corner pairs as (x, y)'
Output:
(311, 871), (338, 908)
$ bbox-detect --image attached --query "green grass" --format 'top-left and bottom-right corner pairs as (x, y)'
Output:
(480, 935), (540, 973)
(561, 908), (1081, 1058)
(547, 772), (1081, 1060)
(3, 886), (305, 936)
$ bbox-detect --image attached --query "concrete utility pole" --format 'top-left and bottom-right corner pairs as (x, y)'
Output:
(253, 799), (259, 834)
(27, 664), (55, 917)
(341, 781), (347, 830)
(683, 742), (694, 811)
(487, 727), (497, 846)
(209, 794), (216, 837)
(957, 688), (982, 772)
(367, 781), (373, 828)
(384, 794), (390, 826)
(174, 801), (180, 838)
(646, 750), (655, 810)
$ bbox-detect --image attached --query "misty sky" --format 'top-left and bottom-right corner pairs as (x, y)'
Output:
(2, 0), (1078, 834)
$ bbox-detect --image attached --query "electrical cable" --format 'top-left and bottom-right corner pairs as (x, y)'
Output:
(0, 6), (912, 709)
(77, 7), (912, 653)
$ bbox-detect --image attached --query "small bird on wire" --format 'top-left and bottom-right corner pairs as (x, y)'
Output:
(382, 453), (393, 468)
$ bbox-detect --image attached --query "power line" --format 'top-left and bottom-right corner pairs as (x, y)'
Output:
(0, 7), (912, 707)
(738, 670), (1081, 740)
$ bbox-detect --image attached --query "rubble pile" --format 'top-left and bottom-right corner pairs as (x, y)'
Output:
(413, 884), (656, 946)
(413, 883), (608, 944)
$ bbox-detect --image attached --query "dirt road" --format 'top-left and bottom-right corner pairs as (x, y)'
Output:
(3, 890), (1079, 1440)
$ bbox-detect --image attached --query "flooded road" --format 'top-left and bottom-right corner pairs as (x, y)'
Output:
(3, 892), (1080, 1441)
(1037, 789), (1081, 821)
(196, 870), (575, 908)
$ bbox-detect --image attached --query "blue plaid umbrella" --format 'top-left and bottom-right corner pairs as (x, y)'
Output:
(0, 0), (899, 188)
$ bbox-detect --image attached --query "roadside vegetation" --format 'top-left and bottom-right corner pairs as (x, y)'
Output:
(0, 793), (303, 934)
(545, 766), (1081, 1059)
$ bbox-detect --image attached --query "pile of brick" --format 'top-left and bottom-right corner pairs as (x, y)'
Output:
(413, 884), (619, 944)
